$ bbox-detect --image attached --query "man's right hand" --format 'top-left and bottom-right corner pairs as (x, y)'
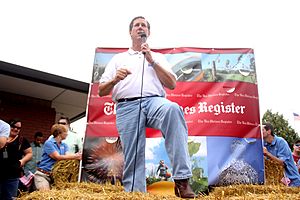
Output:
(263, 147), (269, 156)
(99, 68), (131, 97)
(114, 68), (132, 84)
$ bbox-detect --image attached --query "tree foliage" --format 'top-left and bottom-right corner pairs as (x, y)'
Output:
(262, 109), (299, 149)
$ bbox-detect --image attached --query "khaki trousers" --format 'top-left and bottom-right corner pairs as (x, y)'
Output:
(34, 170), (52, 190)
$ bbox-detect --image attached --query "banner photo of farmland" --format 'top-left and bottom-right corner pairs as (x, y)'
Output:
(81, 47), (264, 193)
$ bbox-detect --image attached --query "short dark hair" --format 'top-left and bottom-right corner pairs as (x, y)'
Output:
(58, 116), (70, 125)
(129, 16), (150, 32)
(263, 122), (274, 136)
(294, 139), (300, 144)
(34, 131), (43, 138)
(8, 118), (21, 126)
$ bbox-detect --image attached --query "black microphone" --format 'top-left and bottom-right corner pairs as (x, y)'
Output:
(139, 32), (147, 54)
(140, 32), (147, 43)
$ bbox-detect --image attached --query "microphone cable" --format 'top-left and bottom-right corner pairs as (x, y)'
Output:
(131, 50), (146, 192)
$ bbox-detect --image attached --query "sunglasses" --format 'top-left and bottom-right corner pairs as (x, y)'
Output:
(58, 122), (67, 125)
(11, 124), (21, 130)
(295, 144), (300, 147)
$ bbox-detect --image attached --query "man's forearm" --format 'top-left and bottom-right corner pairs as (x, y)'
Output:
(152, 62), (176, 90)
(265, 152), (285, 166)
(98, 80), (117, 97)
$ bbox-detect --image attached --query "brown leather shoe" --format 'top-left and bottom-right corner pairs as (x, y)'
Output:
(174, 179), (197, 199)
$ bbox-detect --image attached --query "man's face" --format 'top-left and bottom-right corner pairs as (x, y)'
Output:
(35, 136), (43, 145)
(294, 143), (300, 152)
(130, 18), (150, 40)
(262, 126), (269, 140)
(58, 119), (70, 131)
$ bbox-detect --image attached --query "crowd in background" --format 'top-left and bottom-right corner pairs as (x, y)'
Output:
(2, 117), (300, 199)
(0, 116), (83, 200)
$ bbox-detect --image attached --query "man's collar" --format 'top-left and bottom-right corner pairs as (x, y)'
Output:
(264, 135), (277, 146)
(265, 135), (277, 146)
(270, 135), (277, 145)
(33, 142), (41, 147)
(128, 48), (142, 55)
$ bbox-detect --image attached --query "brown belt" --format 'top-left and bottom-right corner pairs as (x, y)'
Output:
(37, 168), (51, 176)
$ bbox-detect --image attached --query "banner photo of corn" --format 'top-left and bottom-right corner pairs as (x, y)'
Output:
(81, 47), (264, 194)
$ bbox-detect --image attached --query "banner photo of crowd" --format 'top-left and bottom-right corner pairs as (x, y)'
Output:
(81, 47), (264, 194)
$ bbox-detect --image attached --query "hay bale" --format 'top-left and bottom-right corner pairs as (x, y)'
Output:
(18, 182), (181, 200)
(207, 184), (300, 196)
(18, 182), (300, 200)
(18, 157), (298, 199)
(51, 160), (80, 188)
(264, 158), (284, 185)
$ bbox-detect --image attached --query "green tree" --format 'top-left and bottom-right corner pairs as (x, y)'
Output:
(262, 109), (299, 149)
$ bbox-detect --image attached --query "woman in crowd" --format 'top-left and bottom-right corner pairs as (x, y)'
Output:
(34, 124), (81, 190)
(0, 118), (32, 200)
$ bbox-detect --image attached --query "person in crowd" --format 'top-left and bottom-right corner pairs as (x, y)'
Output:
(57, 116), (83, 154)
(156, 160), (169, 181)
(292, 139), (300, 172)
(24, 131), (44, 175)
(0, 118), (32, 199)
(34, 124), (82, 190)
(98, 16), (196, 198)
(0, 119), (10, 149)
(263, 122), (300, 186)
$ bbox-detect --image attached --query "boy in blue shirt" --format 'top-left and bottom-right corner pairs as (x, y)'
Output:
(263, 123), (300, 186)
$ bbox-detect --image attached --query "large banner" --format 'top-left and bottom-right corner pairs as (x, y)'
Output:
(81, 47), (264, 193)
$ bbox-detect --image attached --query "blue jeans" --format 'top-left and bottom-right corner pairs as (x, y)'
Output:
(116, 96), (192, 192)
(0, 178), (19, 200)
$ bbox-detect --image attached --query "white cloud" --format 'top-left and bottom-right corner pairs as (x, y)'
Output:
(145, 162), (157, 176)
(145, 138), (163, 160)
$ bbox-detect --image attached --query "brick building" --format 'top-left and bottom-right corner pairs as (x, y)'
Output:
(0, 60), (89, 142)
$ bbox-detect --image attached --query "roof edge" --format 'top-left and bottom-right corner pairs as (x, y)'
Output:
(0, 60), (89, 93)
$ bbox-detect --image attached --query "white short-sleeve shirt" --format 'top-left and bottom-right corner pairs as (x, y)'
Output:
(100, 49), (176, 102)
(0, 120), (10, 138)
